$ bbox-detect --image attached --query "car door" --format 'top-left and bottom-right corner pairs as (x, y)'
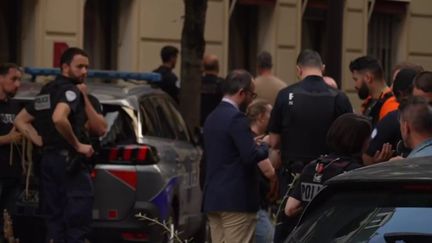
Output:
(136, 95), (181, 221)
(156, 97), (202, 226)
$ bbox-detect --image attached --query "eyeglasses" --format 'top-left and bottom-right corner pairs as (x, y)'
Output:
(245, 90), (258, 99)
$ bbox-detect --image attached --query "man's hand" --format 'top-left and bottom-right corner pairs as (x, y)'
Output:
(76, 83), (88, 95)
(389, 155), (404, 161)
(267, 176), (279, 202)
(76, 143), (94, 158)
(372, 143), (394, 163)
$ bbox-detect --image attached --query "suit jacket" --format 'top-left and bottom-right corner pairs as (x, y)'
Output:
(202, 101), (268, 213)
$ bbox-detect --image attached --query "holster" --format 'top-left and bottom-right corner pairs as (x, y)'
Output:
(65, 151), (86, 175)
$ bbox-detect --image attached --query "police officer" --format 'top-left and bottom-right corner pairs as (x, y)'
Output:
(153, 45), (180, 103)
(0, 63), (23, 238)
(268, 49), (352, 242)
(14, 47), (106, 242)
(284, 113), (371, 217)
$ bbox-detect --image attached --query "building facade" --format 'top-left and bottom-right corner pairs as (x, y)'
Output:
(1, 0), (431, 109)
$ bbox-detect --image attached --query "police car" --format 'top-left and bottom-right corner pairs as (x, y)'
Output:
(285, 156), (432, 243)
(15, 68), (206, 243)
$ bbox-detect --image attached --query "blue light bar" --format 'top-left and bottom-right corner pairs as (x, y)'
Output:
(87, 70), (161, 82)
(24, 67), (60, 76)
(24, 67), (161, 82)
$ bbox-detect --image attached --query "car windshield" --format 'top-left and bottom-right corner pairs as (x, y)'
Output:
(287, 189), (432, 243)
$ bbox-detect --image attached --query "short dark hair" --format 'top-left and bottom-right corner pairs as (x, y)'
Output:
(0, 63), (21, 76)
(414, 71), (432, 93)
(59, 47), (88, 68)
(257, 51), (273, 69)
(392, 68), (419, 102)
(326, 113), (372, 155)
(296, 49), (323, 68)
(161, 45), (179, 63)
(349, 56), (384, 80)
(399, 96), (432, 135)
(221, 69), (253, 95)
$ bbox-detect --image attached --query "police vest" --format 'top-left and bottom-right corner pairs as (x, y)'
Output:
(33, 77), (86, 149)
(281, 86), (338, 163)
(300, 156), (356, 203)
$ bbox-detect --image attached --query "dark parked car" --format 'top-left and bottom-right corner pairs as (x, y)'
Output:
(286, 157), (432, 243)
(14, 68), (206, 243)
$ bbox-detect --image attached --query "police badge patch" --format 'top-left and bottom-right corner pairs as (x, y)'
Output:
(35, 94), (51, 110)
(371, 128), (378, 139)
(65, 90), (77, 102)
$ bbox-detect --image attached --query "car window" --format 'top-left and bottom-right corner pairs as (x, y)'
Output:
(139, 99), (157, 137)
(159, 98), (190, 142)
(287, 189), (432, 243)
(100, 105), (136, 147)
(139, 96), (176, 140)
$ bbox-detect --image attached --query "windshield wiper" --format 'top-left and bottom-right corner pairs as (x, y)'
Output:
(384, 232), (432, 243)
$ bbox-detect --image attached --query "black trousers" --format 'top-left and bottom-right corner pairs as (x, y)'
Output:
(0, 177), (20, 234)
(273, 161), (305, 243)
(40, 150), (93, 243)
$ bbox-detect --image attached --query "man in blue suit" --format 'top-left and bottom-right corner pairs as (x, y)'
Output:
(203, 69), (277, 243)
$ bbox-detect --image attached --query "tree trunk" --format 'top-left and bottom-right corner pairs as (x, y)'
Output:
(179, 0), (208, 131)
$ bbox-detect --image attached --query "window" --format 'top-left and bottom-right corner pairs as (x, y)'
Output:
(100, 105), (136, 147)
(229, 4), (258, 74)
(139, 95), (191, 141)
(0, 0), (21, 63)
(139, 99), (157, 137)
(368, 0), (407, 82)
(139, 96), (176, 140)
(84, 0), (119, 69)
(160, 98), (190, 142)
(302, 3), (328, 64)
(368, 14), (402, 82)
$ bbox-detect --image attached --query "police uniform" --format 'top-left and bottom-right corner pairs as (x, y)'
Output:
(268, 75), (352, 242)
(153, 65), (179, 103)
(290, 154), (362, 206)
(269, 75), (352, 172)
(0, 98), (23, 230)
(26, 75), (93, 243)
(366, 110), (400, 158)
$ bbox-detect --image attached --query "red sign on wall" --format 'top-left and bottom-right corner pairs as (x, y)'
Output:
(53, 42), (69, 67)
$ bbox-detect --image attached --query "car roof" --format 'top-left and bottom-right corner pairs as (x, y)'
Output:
(327, 156), (432, 185)
(14, 80), (166, 107)
(88, 81), (165, 101)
